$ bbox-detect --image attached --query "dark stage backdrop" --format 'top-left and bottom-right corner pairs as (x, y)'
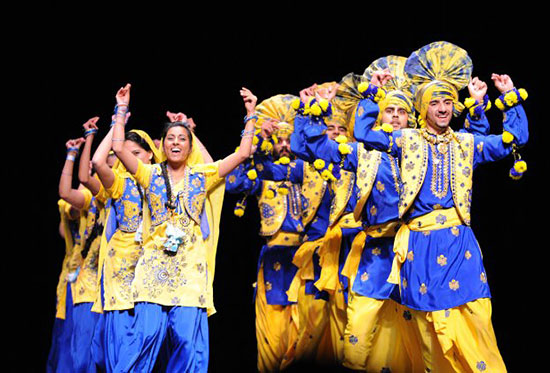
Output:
(15, 4), (545, 372)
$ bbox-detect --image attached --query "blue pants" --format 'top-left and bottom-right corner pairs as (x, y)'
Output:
(71, 302), (100, 372)
(104, 303), (209, 373)
(47, 283), (74, 373)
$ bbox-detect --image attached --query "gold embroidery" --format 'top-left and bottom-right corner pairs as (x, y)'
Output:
(437, 254), (447, 266)
(407, 251), (414, 261)
(429, 142), (450, 199)
(419, 283), (427, 295)
(273, 262), (281, 271)
(265, 281), (273, 291)
(360, 272), (369, 282)
(465, 250), (472, 260)
(451, 226), (460, 236)
(402, 278), (408, 289)
(376, 180), (385, 192)
(480, 272), (487, 283)
(372, 247), (381, 256)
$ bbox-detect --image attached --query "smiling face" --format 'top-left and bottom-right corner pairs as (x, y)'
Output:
(425, 97), (453, 133)
(124, 140), (153, 164)
(381, 104), (409, 130)
(163, 125), (192, 164)
(273, 135), (291, 159)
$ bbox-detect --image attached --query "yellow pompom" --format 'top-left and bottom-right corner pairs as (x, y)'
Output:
(358, 82), (369, 93)
(321, 169), (336, 182)
(502, 131), (515, 144)
(518, 88), (528, 100)
(375, 88), (386, 102)
(247, 169), (258, 180)
(464, 97), (477, 108)
(319, 98), (329, 112)
(504, 91), (518, 106)
(265, 189), (275, 199)
(485, 100), (492, 111)
(279, 156), (290, 165)
(335, 135), (348, 144)
(278, 186), (289, 195)
(260, 141), (273, 152)
(381, 123), (394, 133)
(328, 163), (334, 171)
(252, 136), (259, 145)
(313, 158), (325, 170)
(310, 103), (322, 116)
(338, 143), (352, 155)
(291, 98), (301, 110)
(514, 160), (527, 173)
(495, 98), (505, 111)
(234, 206), (245, 217)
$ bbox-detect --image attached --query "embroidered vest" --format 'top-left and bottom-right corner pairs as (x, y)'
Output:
(301, 162), (327, 226)
(257, 180), (303, 237)
(399, 129), (474, 225)
(112, 177), (143, 232)
(353, 143), (382, 222)
(329, 169), (356, 226)
(147, 164), (207, 227)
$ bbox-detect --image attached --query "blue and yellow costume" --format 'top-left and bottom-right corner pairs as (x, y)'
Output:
(351, 41), (529, 372)
(91, 129), (164, 372)
(115, 126), (225, 372)
(289, 84), (364, 366)
(226, 95), (305, 371)
(47, 199), (80, 372)
(70, 185), (108, 372)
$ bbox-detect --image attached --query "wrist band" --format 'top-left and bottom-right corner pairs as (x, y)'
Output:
(495, 88), (528, 111)
(66, 154), (76, 162)
(62, 171), (72, 176)
(84, 128), (98, 137)
(241, 129), (255, 137)
(244, 114), (258, 124)
(112, 138), (125, 142)
(67, 147), (79, 154)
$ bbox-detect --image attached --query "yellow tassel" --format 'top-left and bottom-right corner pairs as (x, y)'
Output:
(358, 82), (369, 93)
(313, 159), (325, 170)
(265, 189), (275, 199)
(381, 123), (394, 133)
(464, 97), (477, 108)
(319, 98), (329, 112)
(278, 186), (289, 195)
(518, 88), (528, 100)
(495, 98), (505, 111)
(502, 131), (515, 144)
(247, 169), (258, 180)
(514, 160), (527, 173)
(321, 169), (336, 181)
(291, 98), (301, 110)
(338, 143), (352, 155)
(279, 156), (290, 165)
(310, 103), (322, 116)
(335, 135), (348, 144)
(485, 100), (492, 111)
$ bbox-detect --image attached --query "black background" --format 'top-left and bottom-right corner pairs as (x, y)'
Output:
(10, 2), (545, 372)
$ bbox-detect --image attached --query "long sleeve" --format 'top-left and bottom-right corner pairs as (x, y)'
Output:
(225, 160), (262, 196)
(253, 153), (304, 183)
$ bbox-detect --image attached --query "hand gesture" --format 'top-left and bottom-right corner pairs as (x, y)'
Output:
(187, 117), (197, 132)
(116, 83), (132, 105)
(261, 119), (279, 138)
(491, 74), (514, 93)
(300, 84), (317, 104)
(166, 111), (188, 123)
(315, 83), (340, 102)
(240, 87), (257, 115)
(82, 116), (99, 131)
(468, 77), (488, 103)
(65, 138), (85, 154)
(370, 69), (393, 87)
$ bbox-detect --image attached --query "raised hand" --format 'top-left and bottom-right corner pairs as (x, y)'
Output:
(166, 111), (188, 123)
(370, 68), (393, 87)
(83, 116), (99, 131)
(240, 87), (257, 115)
(491, 74), (514, 93)
(116, 83), (132, 105)
(468, 77), (488, 102)
(300, 84), (317, 104)
(66, 138), (85, 153)
(261, 118), (279, 138)
(315, 83), (340, 102)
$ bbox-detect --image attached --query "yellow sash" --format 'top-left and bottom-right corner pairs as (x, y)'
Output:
(314, 213), (362, 293)
(286, 236), (325, 302)
(341, 221), (401, 282)
(388, 208), (464, 285)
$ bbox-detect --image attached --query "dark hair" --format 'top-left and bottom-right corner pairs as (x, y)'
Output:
(125, 131), (152, 152)
(161, 121), (193, 150)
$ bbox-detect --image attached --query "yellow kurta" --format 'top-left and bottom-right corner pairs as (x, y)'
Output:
(73, 187), (108, 304)
(99, 170), (144, 311)
(131, 161), (224, 310)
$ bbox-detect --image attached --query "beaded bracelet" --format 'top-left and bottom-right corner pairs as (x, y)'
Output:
(495, 88), (528, 111)
(84, 128), (98, 137)
(244, 114), (258, 124)
(66, 154), (76, 162)
(67, 146), (79, 154)
(241, 129), (255, 137)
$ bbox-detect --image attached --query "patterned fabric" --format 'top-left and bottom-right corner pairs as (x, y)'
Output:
(256, 94), (298, 137)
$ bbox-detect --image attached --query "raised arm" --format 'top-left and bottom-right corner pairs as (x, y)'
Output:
(91, 123), (116, 189)
(111, 83), (140, 174)
(78, 116), (102, 195)
(166, 111), (213, 164)
(59, 138), (87, 209)
(217, 87), (258, 178)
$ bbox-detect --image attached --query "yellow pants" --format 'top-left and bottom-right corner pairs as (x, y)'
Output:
(344, 292), (424, 372)
(286, 281), (332, 368)
(255, 266), (299, 372)
(408, 298), (507, 373)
